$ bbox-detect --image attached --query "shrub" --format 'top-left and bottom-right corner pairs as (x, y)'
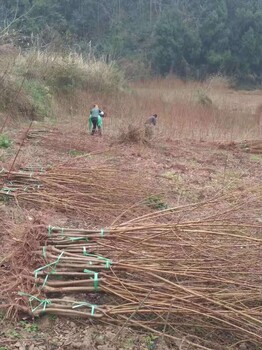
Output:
(0, 49), (126, 121)
(16, 51), (126, 93)
(117, 124), (148, 144)
(0, 134), (11, 148)
(22, 80), (53, 119)
(118, 58), (151, 80)
(197, 90), (213, 107)
(145, 195), (168, 210)
(205, 74), (232, 90)
(0, 72), (38, 119)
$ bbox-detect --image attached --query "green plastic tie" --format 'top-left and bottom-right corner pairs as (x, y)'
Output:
(48, 226), (65, 237)
(93, 272), (99, 290)
(100, 228), (104, 237)
(42, 274), (49, 288)
(48, 225), (54, 237)
(18, 292), (51, 313)
(72, 302), (97, 316)
(83, 250), (112, 269)
(51, 227), (65, 237)
(105, 259), (112, 269)
(48, 225), (64, 236)
(55, 226), (64, 233)
(69, 237), (88, 242)
(34, 251), (64, 279)
(2, 187), (11, 194)
(84, 269), (99, 290)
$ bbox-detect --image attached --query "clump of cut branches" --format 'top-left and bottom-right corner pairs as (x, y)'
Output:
(117, 124), (149, 144)
(217, 139), (262, 154)
(0, 218), (47, 319)
(2, 215), (262, 349)
(1, 189), (261, 349)
(0, 165), (152, 224)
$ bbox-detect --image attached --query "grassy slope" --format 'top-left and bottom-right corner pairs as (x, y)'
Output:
(0, 51), (125, 124)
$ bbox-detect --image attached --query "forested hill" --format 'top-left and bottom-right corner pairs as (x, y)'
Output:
(0, 0), (262, 83)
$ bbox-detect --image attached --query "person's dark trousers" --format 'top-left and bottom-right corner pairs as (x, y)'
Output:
(91, 117), (98, 135)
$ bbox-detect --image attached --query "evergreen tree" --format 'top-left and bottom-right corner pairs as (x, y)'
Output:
(0, 0), (261, 84)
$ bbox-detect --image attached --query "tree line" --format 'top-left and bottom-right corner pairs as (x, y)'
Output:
(0, 0), (261, 84)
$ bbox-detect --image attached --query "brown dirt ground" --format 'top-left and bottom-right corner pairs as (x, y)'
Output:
(0, 123), (261, 350)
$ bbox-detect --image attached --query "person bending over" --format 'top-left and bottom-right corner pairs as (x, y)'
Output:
(89, 104), (105, 135)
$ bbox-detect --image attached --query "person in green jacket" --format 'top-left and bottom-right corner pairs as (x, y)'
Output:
(89, 104), (104, 135)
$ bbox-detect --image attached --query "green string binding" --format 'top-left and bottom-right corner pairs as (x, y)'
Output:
(18, 292), (51, 313)
(69, 237), (88, 242)
(72, 302), (97, 316)
(34, 251), (64, 282)
(84, 269), (99, 290)
(48, 225), (54, 237)
(42, 246), (47, 258)
(82, 248), (112, 269)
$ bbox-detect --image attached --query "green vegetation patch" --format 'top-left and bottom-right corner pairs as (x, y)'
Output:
(0, 50), (126, 121)
(19, 321), (39, 333)
(145, 195), (168, 210)
(0, 134), (11, 148)
(68, 149), (87, 157)
(250, 154), (262, 162)
(17, 52), (125, 94)
(23, 80), (53, 119)
(197, 90), (213, 107)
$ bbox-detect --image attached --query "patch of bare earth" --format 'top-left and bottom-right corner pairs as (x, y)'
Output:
(0, 123), (261, 350)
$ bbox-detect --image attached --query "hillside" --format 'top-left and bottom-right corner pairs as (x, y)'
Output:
(0, 50), (262, 349)
(0, 0), (262, 84)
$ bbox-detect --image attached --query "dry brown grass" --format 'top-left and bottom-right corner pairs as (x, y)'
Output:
(53, 76), (262, 143)
(0, 46), (261, 144)
(255, 103), (262, 128)
(0, 50), (125, 129)
(16, 51), (125, 93)
(1, 52), (260, 143)
(130, 77), (262, 141)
